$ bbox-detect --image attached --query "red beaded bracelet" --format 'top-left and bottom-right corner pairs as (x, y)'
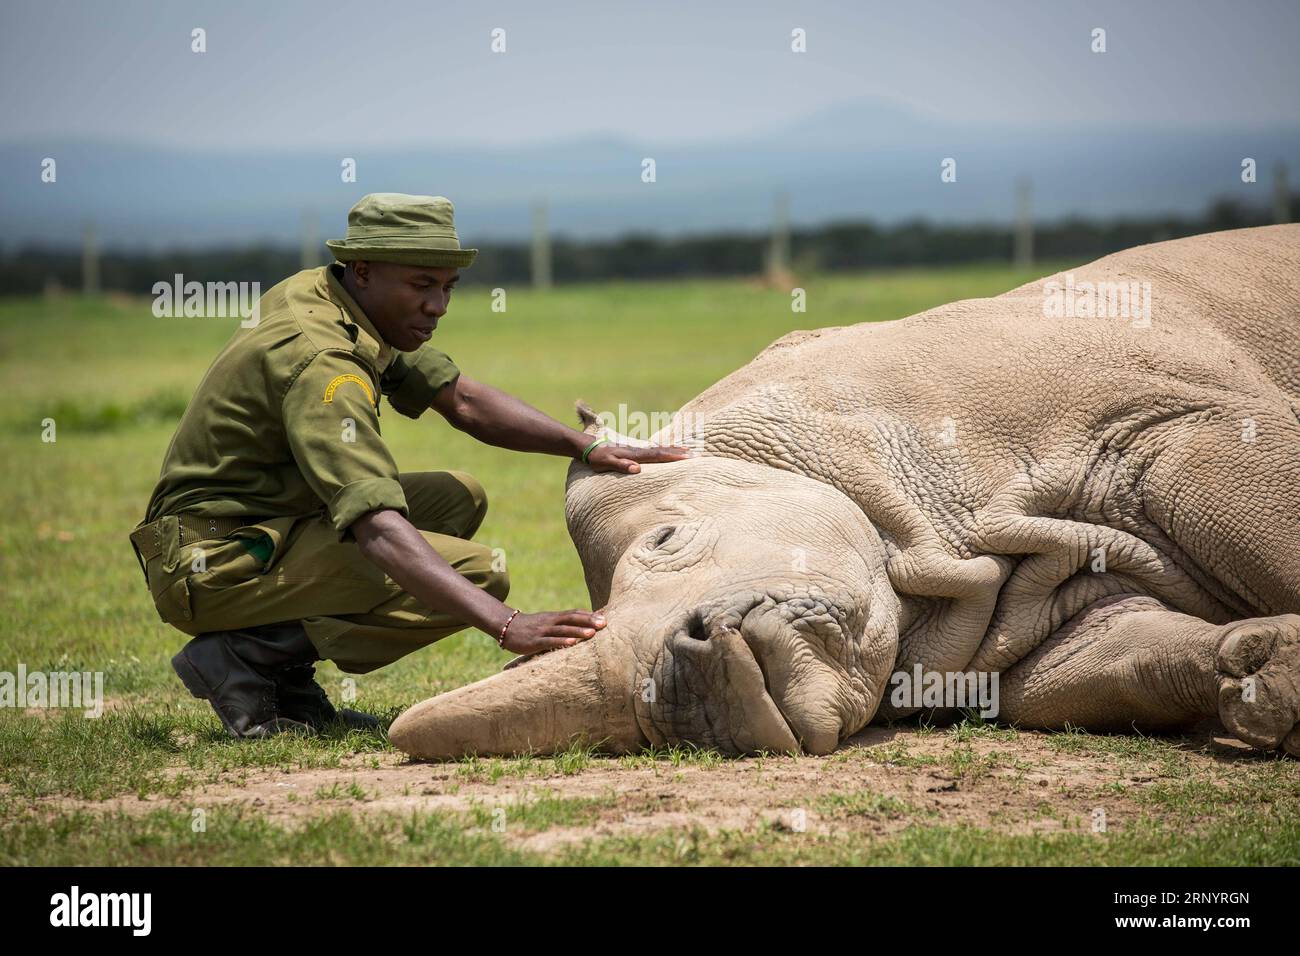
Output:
(497, 609), (520, 647)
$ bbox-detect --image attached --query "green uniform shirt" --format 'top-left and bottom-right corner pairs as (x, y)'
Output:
(143, 264), (460, 537)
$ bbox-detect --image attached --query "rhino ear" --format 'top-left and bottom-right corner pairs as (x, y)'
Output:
(575, 400), (602, 435)
(573, 400), (650, 447)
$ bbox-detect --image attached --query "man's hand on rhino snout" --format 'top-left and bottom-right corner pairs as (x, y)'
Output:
(501, 609), (608, 655)
(586, 443), (693, 474)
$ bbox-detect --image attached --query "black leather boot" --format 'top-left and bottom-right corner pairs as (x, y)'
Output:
(171, 626), (318, 739)
(277, 662), (383, 732)
(248, 621), (382, 732)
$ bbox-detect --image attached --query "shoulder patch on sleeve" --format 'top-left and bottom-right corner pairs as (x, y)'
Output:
(322, 373), (377, 407)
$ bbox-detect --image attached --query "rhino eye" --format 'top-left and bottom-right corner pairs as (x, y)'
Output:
(651, 526), (675, 548)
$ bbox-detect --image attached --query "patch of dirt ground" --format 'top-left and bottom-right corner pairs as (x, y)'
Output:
(23, 720), (1283, 851)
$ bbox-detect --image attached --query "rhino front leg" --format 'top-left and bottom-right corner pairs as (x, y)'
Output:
(997, 595), (1300, 755)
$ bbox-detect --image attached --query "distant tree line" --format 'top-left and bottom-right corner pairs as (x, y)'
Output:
(0, 194), (1292, 297)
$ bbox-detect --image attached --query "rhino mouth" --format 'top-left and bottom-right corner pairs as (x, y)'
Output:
(636, 592), (859, 755)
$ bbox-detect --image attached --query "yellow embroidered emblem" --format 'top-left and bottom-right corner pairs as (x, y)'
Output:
(322, 374), (377, 407)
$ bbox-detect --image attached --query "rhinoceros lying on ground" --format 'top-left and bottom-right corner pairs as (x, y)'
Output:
(390, 224), (1300, 760)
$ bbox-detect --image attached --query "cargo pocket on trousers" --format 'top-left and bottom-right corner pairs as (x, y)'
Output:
(229, 516), (297, 573)
(154, 574), (193, 624)
(189, 517), (293, 590)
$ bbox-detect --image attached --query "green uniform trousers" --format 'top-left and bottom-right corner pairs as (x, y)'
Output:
(133, 471), (509, 674)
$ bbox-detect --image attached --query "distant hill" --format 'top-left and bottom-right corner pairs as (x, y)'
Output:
(2, 98), (1296, 247)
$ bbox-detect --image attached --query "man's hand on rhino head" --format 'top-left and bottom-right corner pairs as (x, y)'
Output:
(586, 443), (692, 474)
(500, 608), (607, 655)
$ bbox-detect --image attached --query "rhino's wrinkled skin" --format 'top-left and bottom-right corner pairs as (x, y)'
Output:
(390, 225), (1300, 760)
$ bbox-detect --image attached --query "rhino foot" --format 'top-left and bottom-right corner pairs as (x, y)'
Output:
(1217, 614), (1300, 756)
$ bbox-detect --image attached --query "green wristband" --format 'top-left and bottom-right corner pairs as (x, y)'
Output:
(581, 437), (609, 464)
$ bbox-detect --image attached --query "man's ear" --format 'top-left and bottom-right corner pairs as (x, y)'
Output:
(350, 260), (371, 287)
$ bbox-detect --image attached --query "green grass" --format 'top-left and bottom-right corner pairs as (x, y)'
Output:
(0, 805), (537, 867)
(0, 704), (392, 801)
(813, 790), (916, 819)
(617, 742), (727, 770)
(455, 753), (544, 784)
(857, 739), (941, 769)
(3, 796), (1296, 866)
(465, 789), (622, 831)
(11, 260), (1290, 866)
(550, 816), (1300, 866)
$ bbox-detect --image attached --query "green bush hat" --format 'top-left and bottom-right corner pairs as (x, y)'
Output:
(326, 193), (478, 268)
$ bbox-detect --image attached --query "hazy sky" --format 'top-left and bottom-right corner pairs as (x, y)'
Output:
(2, 0), (1298, 151)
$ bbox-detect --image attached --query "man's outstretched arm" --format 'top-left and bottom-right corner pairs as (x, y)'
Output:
(430, 373), (691, 473)
(351, 508), (606, 654)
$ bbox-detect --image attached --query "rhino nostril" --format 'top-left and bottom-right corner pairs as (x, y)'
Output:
(686, 610), (709, 642)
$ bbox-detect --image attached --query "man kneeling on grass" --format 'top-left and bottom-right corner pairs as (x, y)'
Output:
(129, 192), (688, 738)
